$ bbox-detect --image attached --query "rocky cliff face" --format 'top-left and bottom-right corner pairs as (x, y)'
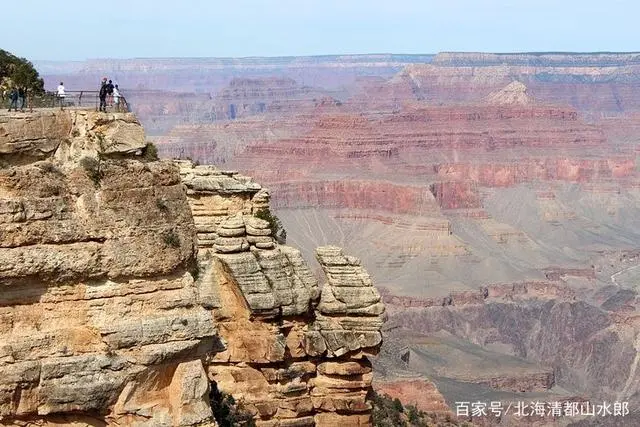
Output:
(0, 110), (385, 426)
(179, 161), (385, 426)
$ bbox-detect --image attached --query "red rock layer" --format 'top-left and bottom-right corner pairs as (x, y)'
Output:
(430, 182), (482, 209)
(268, 180), (440, 214)
(433, 157), (636, 186)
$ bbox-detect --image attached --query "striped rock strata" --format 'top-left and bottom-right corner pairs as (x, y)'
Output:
(0, 111), (385, 427)
(179, 161), (385, 426)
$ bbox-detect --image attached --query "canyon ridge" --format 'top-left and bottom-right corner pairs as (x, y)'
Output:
(23, 52), (640, 425)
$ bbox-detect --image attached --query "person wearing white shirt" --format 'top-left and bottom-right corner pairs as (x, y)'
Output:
(113, 85), (121, 112)
(56, 82), (66, 110)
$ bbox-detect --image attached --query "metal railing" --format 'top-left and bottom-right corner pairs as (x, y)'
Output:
(4, 90), (130, 112)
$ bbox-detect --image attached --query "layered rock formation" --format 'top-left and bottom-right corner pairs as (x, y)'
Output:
(179, 162), (385, 426)
(0, 110), (210, 426)
(0, 110), (385, 426)
(391, 54), (640, 113)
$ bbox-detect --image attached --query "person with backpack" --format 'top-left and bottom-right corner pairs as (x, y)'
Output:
(99, 78), (108, 112)
(7, 88), (18, 112)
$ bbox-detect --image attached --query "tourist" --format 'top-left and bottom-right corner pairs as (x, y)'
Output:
(18, 87), (26, 112)
(107, 79), (114, 106)
(99, 78), (108, 112)
(113, 84), (121, 112)
(7, 88), (18, 112)
(57, 82), (66, 110)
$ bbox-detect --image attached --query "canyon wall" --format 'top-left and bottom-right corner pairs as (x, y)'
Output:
(0, 110), (385, 426)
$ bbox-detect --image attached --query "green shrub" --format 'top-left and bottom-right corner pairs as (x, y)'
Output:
(143, 142), (159, 161)
(209, 383), (256, 427)
(79, 157), (102, 186)
(163, 229), (180, 248)
(254, 208), (287, 243)
(37, 161), (61, 175)
(393, 398), (404, 413)
(370, 390), (457, 427)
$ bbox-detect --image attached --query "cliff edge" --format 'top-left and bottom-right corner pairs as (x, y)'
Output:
(0, 110), (385, 426)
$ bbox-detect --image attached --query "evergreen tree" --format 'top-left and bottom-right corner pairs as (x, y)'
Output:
(0, 49), (45, 94)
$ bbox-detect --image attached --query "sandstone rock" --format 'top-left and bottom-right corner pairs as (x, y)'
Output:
(308, 246), (385, 358)
(0, 110), (71, 158)
(310, 391), (370, 413)
(317, 361), (372, 376)
(0, 111), (216, 426)
(0, 110), (146, 163)
(247, 235), (274, 245)
(180, 162), (262, 195)
(211, 246), (318, 315)
(314, 412), (371, 426)
(55, 111), (146, 162)
(251, 188), (271, 211)
(255, 241), (276, 250)
(0, 115), (386, 426)
(245, 216), (271, 235)
(213, 236), (250, 253)
(217, 227), (245, 237)
(487, 81), (532, 105)
(218, 212), (245, 230)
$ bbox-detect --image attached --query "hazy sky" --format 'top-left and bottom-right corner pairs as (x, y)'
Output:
(4, 0), (638, 60)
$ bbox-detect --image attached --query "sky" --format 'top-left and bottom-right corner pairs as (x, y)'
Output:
(4, 0), (639, 60)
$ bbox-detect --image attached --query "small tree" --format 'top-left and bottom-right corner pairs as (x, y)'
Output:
(0, 49), (44, 94)
(254, 208), (287, 243)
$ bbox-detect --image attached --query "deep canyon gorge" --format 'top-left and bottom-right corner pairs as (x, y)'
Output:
(16, 51), (640, 425)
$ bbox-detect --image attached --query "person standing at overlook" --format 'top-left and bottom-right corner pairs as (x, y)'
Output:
(107, 79), (114, 106)
(18, 87), (26, 112)
(113, 84), (121, 112)
(98, 78), (108, 112)
(56, 82), (66, 110)
(7, 87), (18, 112)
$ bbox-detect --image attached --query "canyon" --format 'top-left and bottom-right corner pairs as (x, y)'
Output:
(36, 52), (640, 425)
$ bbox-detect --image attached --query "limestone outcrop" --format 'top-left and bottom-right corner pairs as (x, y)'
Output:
(180, 161), (386, 426)
(0, 111), (385, 426)
(0, 110), (145, 162)
(486, 81), (532, 105)
(0, 111), (214, 427)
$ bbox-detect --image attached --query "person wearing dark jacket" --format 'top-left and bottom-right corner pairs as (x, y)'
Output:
(7, 88), (18, 112)
(18, 87), (26, 111)
(98, 78), (108, 112)
(107, 79), (114, 106)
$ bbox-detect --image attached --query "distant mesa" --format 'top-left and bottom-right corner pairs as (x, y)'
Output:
(486, 81), (532, 105)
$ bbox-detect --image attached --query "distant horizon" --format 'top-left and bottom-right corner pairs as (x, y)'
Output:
(31, 51), (640, 63)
